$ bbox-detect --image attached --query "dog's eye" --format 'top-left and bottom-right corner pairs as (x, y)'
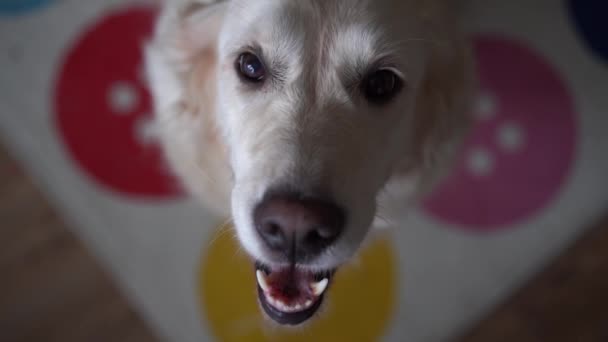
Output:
(237, 52), (266, 83)
(362, 69), (402, 105)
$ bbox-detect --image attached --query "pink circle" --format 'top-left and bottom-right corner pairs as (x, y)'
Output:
(54, 6), (183, 198)
(423, 36), (578, 231)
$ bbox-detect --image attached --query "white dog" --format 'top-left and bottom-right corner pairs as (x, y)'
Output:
(146, 0), (473, 325)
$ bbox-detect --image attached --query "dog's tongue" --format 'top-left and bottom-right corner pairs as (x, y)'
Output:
(265, 268), (313, 304)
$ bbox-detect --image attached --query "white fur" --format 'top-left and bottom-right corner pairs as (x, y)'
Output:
(146, 0), (474, 271)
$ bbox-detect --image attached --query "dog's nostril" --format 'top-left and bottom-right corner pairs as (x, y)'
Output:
(267, 222), (281, 236)
(253, 191), (346, 262)
(315, 226), (340, 240)
(304, 228), (338, 247)
(301, 229), (333, 256)
(258, 220), (288, 251)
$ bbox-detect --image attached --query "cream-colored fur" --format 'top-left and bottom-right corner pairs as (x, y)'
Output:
(146, 0), (473, 270)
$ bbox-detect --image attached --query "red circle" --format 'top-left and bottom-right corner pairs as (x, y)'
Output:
(423, 35), (578, 231)
(55, 6), (182, 198)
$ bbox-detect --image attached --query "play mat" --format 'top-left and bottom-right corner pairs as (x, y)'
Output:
(0, 0), (607, 341)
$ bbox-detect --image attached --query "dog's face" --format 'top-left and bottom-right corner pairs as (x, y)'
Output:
(211, 0), (448, 325)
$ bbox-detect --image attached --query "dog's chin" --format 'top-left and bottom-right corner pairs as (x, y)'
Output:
(254, 262), (335, 326)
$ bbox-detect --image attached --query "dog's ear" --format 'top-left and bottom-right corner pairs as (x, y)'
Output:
(154, 0), (227, 61)
(385, 42), (474, 203)
(409, 39), (475, 185)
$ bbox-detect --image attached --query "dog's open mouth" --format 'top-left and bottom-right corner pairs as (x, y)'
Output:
(255, 263), (334, 325)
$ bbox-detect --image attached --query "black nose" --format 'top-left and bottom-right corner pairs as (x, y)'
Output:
(253, 192), (346, 262)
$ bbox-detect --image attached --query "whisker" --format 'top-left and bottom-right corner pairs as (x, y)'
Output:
(375, 214), (389, 222)
(231, 243), (246, 261)
(398, 37), (447, 45)
(220, 216), (234, 228)
(191, 158), (219, 185)
(207, 224), (234, 247)
(207, 217), (236, 247)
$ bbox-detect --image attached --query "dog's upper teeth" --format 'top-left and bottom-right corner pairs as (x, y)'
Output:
(256, 269), (271, 293)
(311, 278), (329, 296)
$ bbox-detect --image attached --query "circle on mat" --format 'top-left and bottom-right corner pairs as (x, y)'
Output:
(467, 147), (494, 177)
(423, 35), (578, 231)
(134, 115), (158, 146)
(199, 223), (397, 342)
(108, 81), (139, 115)
(475, 92), (498, 121)
(54, 6), (182, 198)
(568, 0), (608, 63)
(498, 122), (524, 153)
(0, 0), (52, 15)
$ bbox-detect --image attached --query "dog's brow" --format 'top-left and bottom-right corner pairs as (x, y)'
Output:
(229, 1), (414, 92)
(329, 22), (407, 85)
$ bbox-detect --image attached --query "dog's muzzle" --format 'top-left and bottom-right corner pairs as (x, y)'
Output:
(252, 190), (346, 325)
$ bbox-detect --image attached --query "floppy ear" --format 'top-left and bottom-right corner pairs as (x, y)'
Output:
(148, 0), (231, 118)
(152, 0), (227, 63)
(414, 41), (475, 173)
(414, 41), (475, 167)
(144, 0), (232, 215)
(390, 38), (475, 198)
(146, 0), (227, 111)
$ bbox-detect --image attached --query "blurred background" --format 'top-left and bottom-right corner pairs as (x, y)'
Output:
(1, 0), (607, 341)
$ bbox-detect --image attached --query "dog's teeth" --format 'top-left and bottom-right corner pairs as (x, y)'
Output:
(268, 296), (279, 308)
(256, 270), (270, 293)
(265, 294), (311, 313)
(311, 278), (329, 296)
(278, 301), (289, 311)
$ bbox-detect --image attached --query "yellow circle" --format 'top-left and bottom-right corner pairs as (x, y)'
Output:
(199, 224), (398, 342)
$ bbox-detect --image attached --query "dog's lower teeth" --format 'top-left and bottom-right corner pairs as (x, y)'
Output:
(257, 268), (329, 313)
(264, 292), (315, 313)
(256, 270), (271, 292)
(311, 278), (329, 296)
(268, 295), (280, 308)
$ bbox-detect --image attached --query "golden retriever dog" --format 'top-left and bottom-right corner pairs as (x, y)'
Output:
(146, 0), (473, 325)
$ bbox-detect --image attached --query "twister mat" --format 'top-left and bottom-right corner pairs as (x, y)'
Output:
(0, 0), (607, 341)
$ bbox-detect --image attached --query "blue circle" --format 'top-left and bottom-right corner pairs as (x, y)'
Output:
(568, 0), (608, 63)
(0, 0), (52, 15)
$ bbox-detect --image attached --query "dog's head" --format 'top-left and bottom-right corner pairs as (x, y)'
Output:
(151, 0), (472, 325)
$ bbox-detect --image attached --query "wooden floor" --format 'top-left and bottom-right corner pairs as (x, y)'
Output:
(461, 215), (608, 342)
(0, 147), (157, 342)
(0, 143), (607, 342)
